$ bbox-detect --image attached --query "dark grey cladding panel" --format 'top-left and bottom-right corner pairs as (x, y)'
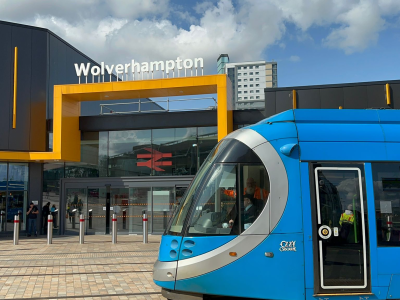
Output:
(343, 86), (368, 109)
(264, 91), (276, 118)
(320, 87), (344, 109)
(79, 110), (218, 132)
(0, 24), (12, 150)
(275, 90), (293, 114)
(297, 89), (321, 109)
(390, 83), (400, 109)
(48, 34), (105, 119)
(30, 30), (47, 151)
(233, 110), (265, 125)
(367, 84), (386, 109)
(29, 163), (43, 209)
(9, 26), (32, 151)
(48, 35), (66, 119)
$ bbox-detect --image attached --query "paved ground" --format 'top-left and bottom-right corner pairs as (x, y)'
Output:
(0, 235), (166, 300)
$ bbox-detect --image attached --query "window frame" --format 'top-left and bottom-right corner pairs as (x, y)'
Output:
(372, 162), (400, 247)
(182, 162), (269, 237)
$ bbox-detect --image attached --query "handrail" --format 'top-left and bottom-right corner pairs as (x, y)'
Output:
(100, 97), (217, 115)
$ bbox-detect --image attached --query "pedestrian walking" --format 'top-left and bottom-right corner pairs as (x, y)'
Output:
(42, 202), (50, 235)
(67, 202), (72, 223)
(26, 202), (39, 237)
(51, 204), (58, 229)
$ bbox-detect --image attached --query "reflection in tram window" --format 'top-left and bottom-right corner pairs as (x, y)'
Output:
(372, 163), (400, 246)
(187, 163), (269, 235)
(168, 139), (270, 236)
(167, 140), (224, 234)
(188, 164), (238, 235)
(240, 165), (269, 232)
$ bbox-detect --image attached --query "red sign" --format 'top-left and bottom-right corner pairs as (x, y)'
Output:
(137, 148), (172, 171)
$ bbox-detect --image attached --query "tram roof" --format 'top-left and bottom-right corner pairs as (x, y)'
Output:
(262, 109), (400, 124)
(249, 109), (400, 161)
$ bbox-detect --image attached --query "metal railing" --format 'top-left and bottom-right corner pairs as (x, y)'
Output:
(100, 97), (217, 115)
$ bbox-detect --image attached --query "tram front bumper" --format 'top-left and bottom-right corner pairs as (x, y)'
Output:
(162, 288), (204, 300)
(153, 260), (177, 290)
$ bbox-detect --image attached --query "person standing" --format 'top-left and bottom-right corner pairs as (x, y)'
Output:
(42, 202), (50, 235)
(51, 204), (57, 229)
(26, 202), (39, 237)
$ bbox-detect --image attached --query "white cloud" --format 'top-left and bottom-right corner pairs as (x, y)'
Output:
(324, 1), (385, 54)
(289, 55), (300, 62)
(0, 0), (399, 74)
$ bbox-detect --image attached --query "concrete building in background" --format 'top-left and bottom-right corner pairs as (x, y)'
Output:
(217, 54), (278, 110)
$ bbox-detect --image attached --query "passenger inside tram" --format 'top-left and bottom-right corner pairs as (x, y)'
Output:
(222, 177), (269, 203)
(242, 194), (257, 229)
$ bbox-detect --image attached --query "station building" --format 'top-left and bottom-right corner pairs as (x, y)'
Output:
(0, 20), (399, 237)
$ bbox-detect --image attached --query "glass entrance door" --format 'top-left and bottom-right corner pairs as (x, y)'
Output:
(65, 188), (87, 235)
(62, 178), (192, 235)
(111, 188), (129, 234)
(129, 187), (151, 233)
(314, 167), (369, 292)
(87, 188), (106, 234)
(0, 191), (6, 232)
(153, 187), (175, 233)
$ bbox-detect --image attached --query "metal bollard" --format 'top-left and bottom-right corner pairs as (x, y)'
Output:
(13, 215), (19, 245)
(142, 210), (148, 244)
(79, 214), (85, 244)
(112, 214), (117, 244)
(47, 215), (53, 244)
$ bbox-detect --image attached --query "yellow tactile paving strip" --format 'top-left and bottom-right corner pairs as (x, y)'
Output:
(0, 235), (166, 299)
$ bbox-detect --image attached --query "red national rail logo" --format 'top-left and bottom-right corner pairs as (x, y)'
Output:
(137, 148), (172, 171)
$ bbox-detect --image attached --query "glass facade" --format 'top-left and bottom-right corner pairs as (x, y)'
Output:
(42, 126), (218, 234)
(81, 126), (217, 178)
(0, 163), (29, 232)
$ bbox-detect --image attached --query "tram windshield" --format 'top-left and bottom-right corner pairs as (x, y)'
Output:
(167, 138), (269, 236)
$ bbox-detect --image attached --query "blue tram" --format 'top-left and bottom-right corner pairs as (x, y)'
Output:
(153, 109), (400, 300)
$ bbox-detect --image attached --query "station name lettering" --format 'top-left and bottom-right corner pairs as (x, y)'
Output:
(74, 57), (204, 78)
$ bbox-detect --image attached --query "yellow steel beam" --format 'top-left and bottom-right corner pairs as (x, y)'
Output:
(13, 47), (18, 129)
(292, 89), (297, 109)
(0, 74), (232, 161)
(386, 83), (391, 105)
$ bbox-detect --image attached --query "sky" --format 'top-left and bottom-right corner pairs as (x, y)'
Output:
(1, 0), (400, 88)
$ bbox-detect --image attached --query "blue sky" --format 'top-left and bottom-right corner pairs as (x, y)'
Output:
(268, 24), (400, 87)
(0, 0), (399, 89)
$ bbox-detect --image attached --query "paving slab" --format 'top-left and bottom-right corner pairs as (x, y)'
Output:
(0, 235), (166, 299)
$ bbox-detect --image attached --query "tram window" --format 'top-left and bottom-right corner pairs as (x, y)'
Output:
(372, 163), (400, 246)
(187, 164), (240, 235)
(186, 164), (269, 235)
(167, 140), (231, 234)
(241, 165), (269, 232)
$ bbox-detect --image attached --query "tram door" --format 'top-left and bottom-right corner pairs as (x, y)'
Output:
(313, 167), (370, 293)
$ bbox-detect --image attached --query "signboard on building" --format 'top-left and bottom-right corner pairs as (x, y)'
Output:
(75, 57), (204, 83)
